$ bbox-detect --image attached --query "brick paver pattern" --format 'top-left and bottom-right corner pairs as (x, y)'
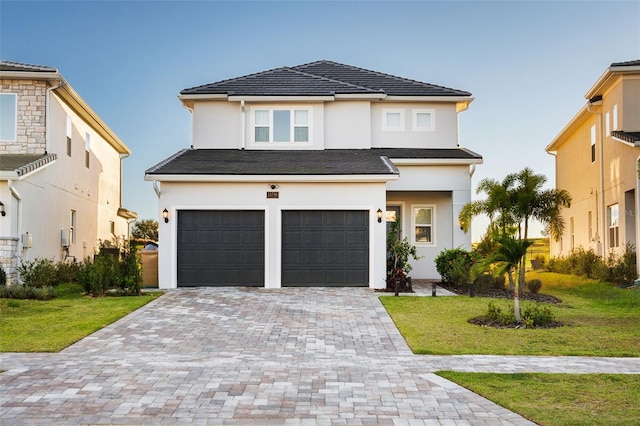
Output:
(1, 287), (639, 425)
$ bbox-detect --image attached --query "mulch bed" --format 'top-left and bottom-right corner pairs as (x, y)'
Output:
(438, 282), (563, 304)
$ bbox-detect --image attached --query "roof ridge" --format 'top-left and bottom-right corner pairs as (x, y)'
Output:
(285, 66), (382, 93)
(294, 60), (471, 96)
(180, 65), (291, 94)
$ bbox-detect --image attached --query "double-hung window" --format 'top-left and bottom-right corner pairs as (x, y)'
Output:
(608, 204), (619, 248)
(253, 108), (310, 143)
(412, 205), (435, 245)
(0, 93), (17, 141)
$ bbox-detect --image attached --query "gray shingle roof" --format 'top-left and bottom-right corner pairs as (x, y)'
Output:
(146, 148), (481, 176)
(0, 154), (57, 175)
(611, 131), (640, 145)
(0, 60), (57, 73)
(181, 60), (471, 97)
(611, 60), (640, 67)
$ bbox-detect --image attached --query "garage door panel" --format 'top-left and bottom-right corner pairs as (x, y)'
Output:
(177, 210), (264, 287)
(282, 210), (368, 287)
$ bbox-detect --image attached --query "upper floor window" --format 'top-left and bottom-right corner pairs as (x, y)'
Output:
(382, 109), (404, 131)
(0, 93), (17, 141)
(66, 116), (72, 157)
(612, 104), (618, 131)
(70, 210), (77, 245)
(85, 132), (90, 168)
(253, 109), (310, 143)
(412, 205), (435, 246)
(590, 125), (596, 163)
(608, 204), (619, 248)
(412, 109), (435, 131)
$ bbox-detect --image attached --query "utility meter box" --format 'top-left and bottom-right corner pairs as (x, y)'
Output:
(21, 233), (32, 248)
(61, 229), (71, 247)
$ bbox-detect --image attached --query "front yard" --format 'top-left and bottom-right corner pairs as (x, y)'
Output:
(382, 271), (640, 425)
(0, 283), (162, 352)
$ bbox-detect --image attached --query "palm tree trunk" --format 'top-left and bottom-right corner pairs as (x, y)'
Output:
(507, 269), (515, 293)
(513, 269), (521, 323)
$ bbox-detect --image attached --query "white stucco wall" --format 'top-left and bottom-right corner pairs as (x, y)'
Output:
(371, 102), (459, 148)
(156, 180), (388, 289)
(324, 101), (371, 149)
(1, 89), (129, 270)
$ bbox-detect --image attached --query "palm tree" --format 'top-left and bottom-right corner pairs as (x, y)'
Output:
(472, 234), (533, 323)
(459, 177), (514, 234)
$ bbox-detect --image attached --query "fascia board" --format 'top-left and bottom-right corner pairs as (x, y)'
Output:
(0, 71), (60, 80)
(333, 93), (386, 100)
(382, 96), (474, 103)
(545, 104), (590, 152)
(54, 81), (131, 155)
(178, 94), (229, 101)
(0, 172), (19, 180)
(584, 66), (640, 99)
(389, 158), (483, 166)
(227, 95), (335, 102)
(144, 174), (399, 183)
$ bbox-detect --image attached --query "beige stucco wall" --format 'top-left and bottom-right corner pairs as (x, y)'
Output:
(551, 75), (640, 259)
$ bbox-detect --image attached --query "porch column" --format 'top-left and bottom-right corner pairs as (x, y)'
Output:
(452, 190), (472, 250)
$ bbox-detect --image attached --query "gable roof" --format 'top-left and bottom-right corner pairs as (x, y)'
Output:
(145, 148), (482, 181)
(0, 59), (131, 155)
(181, 60), (471, 98)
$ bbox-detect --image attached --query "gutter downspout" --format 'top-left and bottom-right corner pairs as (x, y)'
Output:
(152, 180), (161, 198)
(240, 100), (246, 150)
(586, 101), (606, 256)
(8, 180), (24, 274)
(45, 80), (63, 154)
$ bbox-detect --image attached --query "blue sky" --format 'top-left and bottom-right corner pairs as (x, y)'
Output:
(1, 0), (639, 241)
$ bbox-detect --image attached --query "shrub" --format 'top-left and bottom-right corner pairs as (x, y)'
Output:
(435, 248), (480, 288)
(595, 243), (638, 285)
(527, 279), (542, 294)
(547, 244), (637, 285)
(55, 261), (80, 283)
(0, 266), (6, 286)
(78, 238), (143, 297)
(0, 284), (56, 300)
(17, 258), (57, 288)
(479, 301), (556, 328)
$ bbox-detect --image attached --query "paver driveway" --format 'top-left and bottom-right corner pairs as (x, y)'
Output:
(2, 287), (637, 425)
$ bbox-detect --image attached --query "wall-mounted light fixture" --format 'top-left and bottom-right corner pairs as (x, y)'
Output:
(162, 208), (169, 223)
(377, 208), (383, 223)
(0, 201), (5, 217)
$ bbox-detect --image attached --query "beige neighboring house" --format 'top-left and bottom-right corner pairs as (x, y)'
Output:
(0, 60), (136, 284)
(546, 60), (640, 274)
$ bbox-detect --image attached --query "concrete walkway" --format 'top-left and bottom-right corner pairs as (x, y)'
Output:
(1, 288), (639, 425)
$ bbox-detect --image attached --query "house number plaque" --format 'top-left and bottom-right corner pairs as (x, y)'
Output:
(266, 191), (279, 199)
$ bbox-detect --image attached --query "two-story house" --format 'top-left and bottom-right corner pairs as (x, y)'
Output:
(0, 60), (137, 284)
(145, 61), (482, 289)
(545, 60), (640, 274)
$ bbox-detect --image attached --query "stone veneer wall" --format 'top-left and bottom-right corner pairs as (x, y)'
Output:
(0, 79), (47, 154)
(0, 237), (19, 285)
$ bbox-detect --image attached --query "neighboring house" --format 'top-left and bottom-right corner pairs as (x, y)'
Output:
(145, 60), (482, 289)
(0, 60), (136, 284)
(545, 60), (640, 274)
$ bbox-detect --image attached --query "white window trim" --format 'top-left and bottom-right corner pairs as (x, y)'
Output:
(382, 109), (405, 131)
(411, 204), (436, 246)
(250, 107), (312, 146)
(0, 93), (18, 142)
(608, 203), (619, 248)
(612, 104), (618, 131)
(412, 109), (435, 132)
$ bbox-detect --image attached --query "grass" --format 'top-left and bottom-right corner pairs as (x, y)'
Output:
(0, 283), (162, 352)
(436, 371), (640, 426)
(380, 271), (640, 356)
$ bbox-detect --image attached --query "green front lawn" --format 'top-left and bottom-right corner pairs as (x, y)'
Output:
(380, 271), (640, 356)
(437, 372), (640, 426)
(0, 284), (162, 352)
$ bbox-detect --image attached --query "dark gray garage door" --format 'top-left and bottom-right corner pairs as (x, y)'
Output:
(177, 210), (264, 287)
(282, 210), (369, 287)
